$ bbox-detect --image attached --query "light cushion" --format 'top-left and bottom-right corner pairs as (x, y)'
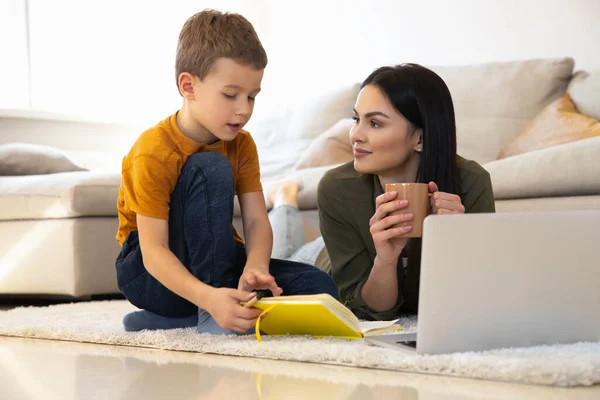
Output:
(483, 136), (600, 200)
(294, 119), (354, 170)
(430, 57), (574, 164)
(568, 71), (600, 120)
(0, 171), (120, 220)
(65, 150), (123, 172)
(248, 84), (360, 146)
(497, 94), (600, 159)
(285, 84), (360, 140)
(246, 84), (360, 184)
(0, 143), (87, 176)
(256, 138), (315, 183)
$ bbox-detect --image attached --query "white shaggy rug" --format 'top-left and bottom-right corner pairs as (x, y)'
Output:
(0, 300), (599, 387)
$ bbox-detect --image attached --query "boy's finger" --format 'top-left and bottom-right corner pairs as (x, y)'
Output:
(257, 274), (275, 284)
(231, 290), (256, 302)
(269, 283), (283, 296)
(239, 278), (251, 290)
(244, 272), (257, 285)
(234, 317), (259, 332)
(259, 274), (281, 293)
(238, 308), (262, 319)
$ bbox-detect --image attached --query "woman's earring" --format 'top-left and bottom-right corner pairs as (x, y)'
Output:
(416, 147), (423, 153)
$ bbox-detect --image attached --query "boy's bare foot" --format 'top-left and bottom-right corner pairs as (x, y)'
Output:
(264, 180), (303, 209)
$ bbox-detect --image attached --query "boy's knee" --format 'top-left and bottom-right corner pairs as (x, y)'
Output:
(183, 152), (234, 186)
(309, 268), (339, 300)
(323, 275), (340, 300)
(185, 152), (232, 173)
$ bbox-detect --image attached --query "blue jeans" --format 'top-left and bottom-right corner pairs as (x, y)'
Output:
(115, 152), (338, 318)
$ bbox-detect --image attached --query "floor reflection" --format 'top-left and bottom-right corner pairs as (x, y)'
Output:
(0, 336), (596, 400)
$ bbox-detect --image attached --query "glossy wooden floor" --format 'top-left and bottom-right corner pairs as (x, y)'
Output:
(0, 336), (598, 400)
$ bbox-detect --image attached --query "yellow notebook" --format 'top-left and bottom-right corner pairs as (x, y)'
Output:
(246, 293), (402, 342)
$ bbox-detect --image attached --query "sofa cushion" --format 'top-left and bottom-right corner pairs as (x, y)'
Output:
(294, 119), (354, 170)
(248, 84), (360, 146)
(568, 71), (600, 120)
(0, 143), (87, 176)
(65, 150), (123, 172)
(285, 84), (360, 140)
(0, 171), (120, 220)
(483, 136), (600, 200)
(430, 57), (574, 164)
(255, 138), (315, 183)
(497, 94), (600, 159)
(248, 84), (359, 183)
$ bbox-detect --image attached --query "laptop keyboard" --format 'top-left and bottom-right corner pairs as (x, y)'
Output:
(396, 340), (417, 348)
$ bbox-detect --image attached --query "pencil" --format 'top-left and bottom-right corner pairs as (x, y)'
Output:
(243, 293), (261, 308)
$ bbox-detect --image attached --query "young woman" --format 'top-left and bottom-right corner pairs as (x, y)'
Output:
(267, 63), (495, 321)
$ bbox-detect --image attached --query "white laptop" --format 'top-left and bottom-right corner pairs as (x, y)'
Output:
(365, 210), (600, 354)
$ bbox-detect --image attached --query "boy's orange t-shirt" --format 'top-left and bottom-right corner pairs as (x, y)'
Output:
(116, 112), (262, 246)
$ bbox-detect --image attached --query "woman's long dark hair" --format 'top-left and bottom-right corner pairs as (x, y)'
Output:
(361, 64), (460, 313)
(361, 64), (459, 195)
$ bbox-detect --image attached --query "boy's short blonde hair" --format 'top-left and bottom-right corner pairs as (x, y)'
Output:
(175, 9), (268, 87)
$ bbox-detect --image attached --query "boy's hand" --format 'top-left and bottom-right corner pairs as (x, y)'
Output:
(205, 288), (263, 333)
(238, 267), (283, 296)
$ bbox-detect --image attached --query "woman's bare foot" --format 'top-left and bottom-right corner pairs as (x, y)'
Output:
(264, 180), (303, 209)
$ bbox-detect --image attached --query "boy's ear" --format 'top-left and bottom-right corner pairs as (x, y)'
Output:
(178, 72), (195, 100)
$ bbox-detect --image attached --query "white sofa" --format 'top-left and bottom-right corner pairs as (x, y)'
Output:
(1, 57), (599, 298)
(0, 113), (133, 298)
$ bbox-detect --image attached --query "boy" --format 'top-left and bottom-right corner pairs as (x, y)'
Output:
(115, 10), (338, 334)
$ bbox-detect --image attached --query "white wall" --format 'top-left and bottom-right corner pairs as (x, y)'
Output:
(259, 0), (600, 100)
(26, 0), (270, 125)
(1, 0), (599, 128)
(0, 0), (29, 109)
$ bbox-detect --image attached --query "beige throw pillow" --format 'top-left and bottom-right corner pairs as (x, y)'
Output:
(294, 119), (354, 170)
(431, 57), (574, 164)
(568, 71), (600, 120)
(497, 94), (600, 159)
(0, 143), (88, 176)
